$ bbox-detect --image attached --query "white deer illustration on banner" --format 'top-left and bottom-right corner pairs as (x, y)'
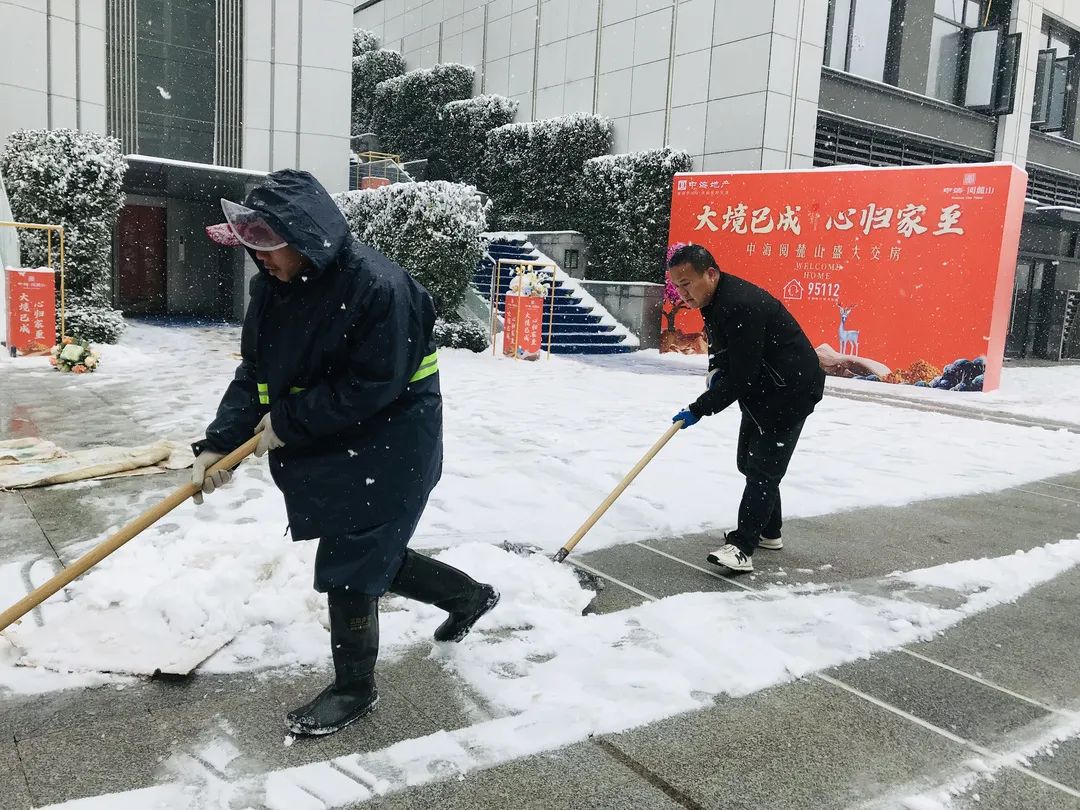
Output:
(838, 303), (860, 356)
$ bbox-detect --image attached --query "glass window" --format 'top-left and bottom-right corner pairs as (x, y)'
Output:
(935, 0), (963, 22)
(926, 18), (964, 101)
(826, 0), (853, 70)
(135, 0), (217, 164)
(848, 1), (893, 81)
(1032, 20), (1080, 138)
(926, 0), (986, 103)
(825, 0), (893, 81)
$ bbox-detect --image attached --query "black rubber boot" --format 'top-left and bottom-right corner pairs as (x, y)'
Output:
(286, 590), (379, 736)
(389, 550), (500, 642)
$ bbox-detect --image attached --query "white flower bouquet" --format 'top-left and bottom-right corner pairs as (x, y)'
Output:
(507, 269), (550, 298)
(50, 336), (100, 374)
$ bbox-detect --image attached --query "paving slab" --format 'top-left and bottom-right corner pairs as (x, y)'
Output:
(381, 646), (492, 732)
(362, 739), (685, 810)
(826, 651), (1050, 748)
(16, 707), (166, 806)
(909, 567), (1080, 708)
(578, 541), (744, 600)
(144, 669), (443, 776)
(2, 679), (152, 741)
(1027, 734), (1080, 794)
(635, 484), (1080, 591)
(0, 373), (154, 451)
(604, 677), (972, 810)
(578, 571), (649, 614)
(950, 766), (1080, 810)
(0, 491), (55, 562)
(0, 736), (33, 810)
(19, 470), (188, 558)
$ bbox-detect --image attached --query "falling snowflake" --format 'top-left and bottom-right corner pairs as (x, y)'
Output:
(366, 478), (375, 485)
(156, 86), (172, 100)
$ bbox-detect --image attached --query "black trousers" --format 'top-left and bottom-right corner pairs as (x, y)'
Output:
(729, 411), (805, 556)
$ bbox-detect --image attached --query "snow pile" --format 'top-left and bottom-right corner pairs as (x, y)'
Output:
(828, 364), (1080, 427)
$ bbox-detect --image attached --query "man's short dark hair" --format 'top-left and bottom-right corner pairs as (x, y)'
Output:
(668, 243), (718, 274)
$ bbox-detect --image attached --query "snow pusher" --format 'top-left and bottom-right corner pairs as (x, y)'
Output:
(500, 421), (684, 607)
(0, 435), (261, 674)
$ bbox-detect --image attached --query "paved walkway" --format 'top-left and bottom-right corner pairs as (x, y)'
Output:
(1, 360), (1079, 809)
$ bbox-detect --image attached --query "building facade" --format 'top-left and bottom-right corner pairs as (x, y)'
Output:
(0, 0), (353, 321)
(355, 0), (1080, 359)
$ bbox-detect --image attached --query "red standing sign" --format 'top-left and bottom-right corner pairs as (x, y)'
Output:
(6, 268), (56, 355)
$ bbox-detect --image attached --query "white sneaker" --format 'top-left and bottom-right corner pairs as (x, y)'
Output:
(759, 535), (783, 551)
(707, 544), (753, 572)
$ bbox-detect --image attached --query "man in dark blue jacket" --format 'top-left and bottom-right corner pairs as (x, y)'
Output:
(668, 244), (824, 574)
(192, 169), (499, 737)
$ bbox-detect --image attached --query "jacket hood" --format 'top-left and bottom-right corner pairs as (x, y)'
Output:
(242, 169), (351, 278)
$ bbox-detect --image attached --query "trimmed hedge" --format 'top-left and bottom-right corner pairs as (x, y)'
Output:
(372, 63), (475, 161)
(581, 147), (693, 283)
(482, 113), (611, 231)
(435, 94), (518, 185)
(335, 181), (489, 314)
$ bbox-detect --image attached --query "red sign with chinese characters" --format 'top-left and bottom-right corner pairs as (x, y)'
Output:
(667, 163), (1027, 392)
(6, 268), (56, 354)
(503, 295), (545, 358)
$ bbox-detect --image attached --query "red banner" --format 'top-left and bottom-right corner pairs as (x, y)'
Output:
(503, 295), (545, 359)
(666, 163), (1027, 392)
(6, 268), (56, 355)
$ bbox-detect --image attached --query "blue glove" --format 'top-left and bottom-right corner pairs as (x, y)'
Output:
(673, 408), (699, 429)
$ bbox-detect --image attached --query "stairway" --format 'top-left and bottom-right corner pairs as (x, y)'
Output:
(473, 236), (638, 355)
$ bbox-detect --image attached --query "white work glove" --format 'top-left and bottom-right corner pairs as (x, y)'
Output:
(254, 413), (285, 458)
(191, 450), (231, 505)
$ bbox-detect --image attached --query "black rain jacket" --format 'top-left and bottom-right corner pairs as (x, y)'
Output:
(689, 272), (825, 432)
(194, 169), (442, 544)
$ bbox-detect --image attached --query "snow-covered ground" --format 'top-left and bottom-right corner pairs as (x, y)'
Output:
(4, 322), (1080, 808)
(4, 321), (1080, 690)
(825, 363), (1080, 427)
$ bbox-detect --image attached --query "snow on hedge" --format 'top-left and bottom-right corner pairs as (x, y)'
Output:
(372, 63), (476, 161)
(352, 49), (406, 136)
(482, 112), (611, 231)
(352, 28), (379, 57)
(435, 94), (518, 186)
(335, 181), (489, 315)
(582, 147), (693, 283)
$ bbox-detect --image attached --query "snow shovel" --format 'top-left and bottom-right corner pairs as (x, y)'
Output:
(0, 436), (261, 648)
(501, 421), (683, 594)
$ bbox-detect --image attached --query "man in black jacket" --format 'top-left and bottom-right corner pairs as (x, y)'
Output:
(192, 169), (499, 737)
(668, 244), (824, 573)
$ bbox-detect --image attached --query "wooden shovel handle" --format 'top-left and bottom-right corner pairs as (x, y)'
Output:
(553, 422), (682, 563)
(0, 435), (261, 633)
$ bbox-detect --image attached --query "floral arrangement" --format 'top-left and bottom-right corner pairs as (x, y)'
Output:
(507, 269), (550, 298)
(663, 275), (682, 306)
(50, 336), (100, 374)
(664, 242), (690, 306)
(666, 241), (689, 265)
